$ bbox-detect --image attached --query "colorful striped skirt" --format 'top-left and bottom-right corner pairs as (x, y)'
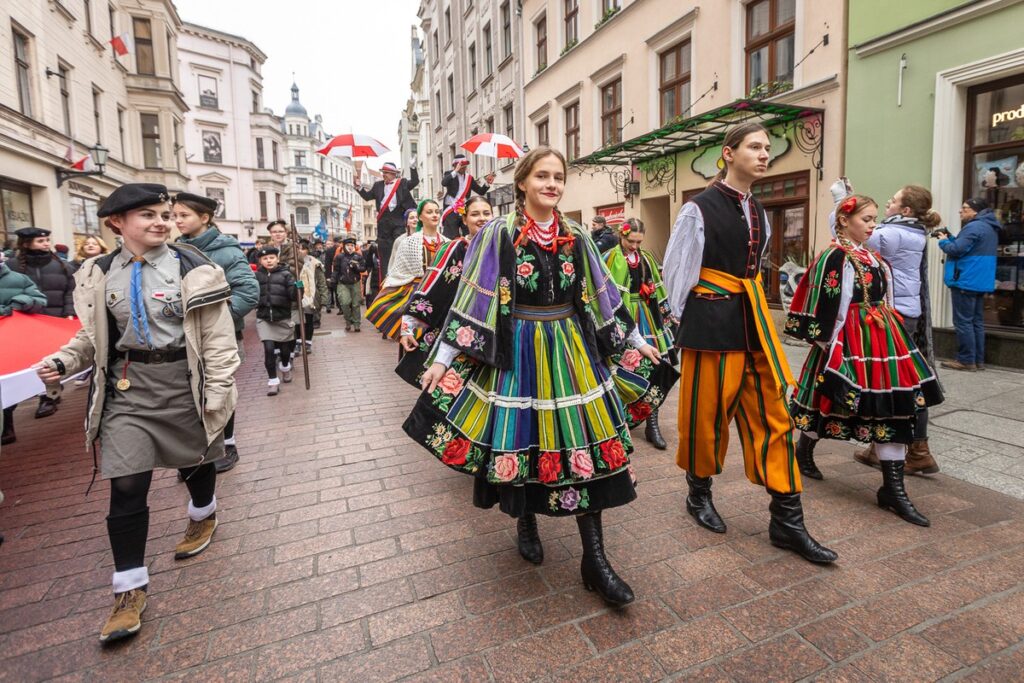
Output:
(402, 303), (637, 517)
(791, 301), (943, 444)
(366, 280), (420, 340)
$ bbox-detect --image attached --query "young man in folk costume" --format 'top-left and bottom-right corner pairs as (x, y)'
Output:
(355, 161), (419, 280)
(439, 153), (495, 239)
(663, 122), (836, 565)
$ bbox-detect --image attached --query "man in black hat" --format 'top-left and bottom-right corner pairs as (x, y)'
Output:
(331, 236), (365, 332)
(439, 154), (494, 239)
(354, 162), (418, 279)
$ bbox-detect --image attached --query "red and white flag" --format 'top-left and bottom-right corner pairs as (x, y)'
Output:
(110, 32), (132, 57)
(63, 145), (75, 163)
(70, 155), (92, 171)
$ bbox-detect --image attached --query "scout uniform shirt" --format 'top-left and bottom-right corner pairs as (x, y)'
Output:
(106, 244), (186, 351)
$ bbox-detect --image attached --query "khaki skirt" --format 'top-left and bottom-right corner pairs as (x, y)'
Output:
(256, 318), (295, 343)
(99, 357), (223, 478)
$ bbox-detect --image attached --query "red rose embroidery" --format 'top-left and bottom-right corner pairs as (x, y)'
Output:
(628, 402), (652, 422)
(825, 273), (839, 288)
(442, 438), (471, 466)
(517, 262), (534, 278)
(561, 261), (575, 276)
(600, 439), (627, 469)
(537, 451), (562, 483)
(863, 272), (874, 284)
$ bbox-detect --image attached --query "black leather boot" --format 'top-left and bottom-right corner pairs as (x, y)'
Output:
(795, 433), (823, 480)
(644, 410), (667, 450)
(685, 472), (726, 533)
(768, 492), (838, 564)
(1, 406), (14, 446)
(516, 514), (543, 565)
(34, 395), (59, 419)
(877, 460), (930, 526)
(576, 512), (634, 607)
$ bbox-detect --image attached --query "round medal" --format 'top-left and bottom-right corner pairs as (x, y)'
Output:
(116, 378), (131, 391)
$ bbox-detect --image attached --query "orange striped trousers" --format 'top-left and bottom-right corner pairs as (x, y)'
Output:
(676, 349), (801, 494)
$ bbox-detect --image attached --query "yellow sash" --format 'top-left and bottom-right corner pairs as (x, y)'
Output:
(692, 267), (795, 392)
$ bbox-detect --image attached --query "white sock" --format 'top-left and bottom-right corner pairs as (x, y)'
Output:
(188, 495), (217, 522)
(280, 363), (292, 372)
(876, 443), (906, 461)
(268, 377), (280, 386)
(112, 566), (149, 593)
(223, 436), (236, 446)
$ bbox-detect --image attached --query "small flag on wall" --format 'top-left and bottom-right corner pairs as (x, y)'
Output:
(110, 32), (132, 57)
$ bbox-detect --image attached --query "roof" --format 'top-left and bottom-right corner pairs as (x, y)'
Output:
(573, 99), (825, 166)
(285, 82), (308, 118)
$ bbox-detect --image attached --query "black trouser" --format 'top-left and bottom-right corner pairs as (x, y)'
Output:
(107, 464), (215, 572)
(262, 340), (295, 378)
(376, 216), (404, 280)
(441, 212), (465, 240)
(294, 313), (315, 343)
(902, 315), (930, 441)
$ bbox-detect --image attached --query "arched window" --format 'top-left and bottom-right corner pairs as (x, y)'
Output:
(295, 207), (309, 225)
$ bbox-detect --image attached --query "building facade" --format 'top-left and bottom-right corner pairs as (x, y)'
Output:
(521, 0), (846, 304)
(1, 0), (188, 248)
(355, 160), (381, 242)
(418, 0), (527, 214)
(280, 83), (362, 240)
(398, 26), (432, 202)
(178, 22), (286, 246)
(845, 0), (1024, 368)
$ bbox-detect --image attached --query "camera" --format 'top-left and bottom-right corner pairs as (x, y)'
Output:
(930, 227), (950, 238)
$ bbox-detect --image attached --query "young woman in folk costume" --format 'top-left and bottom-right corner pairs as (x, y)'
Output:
(397, 195), (493, 386)
(366, 200), (448, 340)
(785, 194), (943, 526)
(603, 218), (680, 450)
(403, 147), (662, 607)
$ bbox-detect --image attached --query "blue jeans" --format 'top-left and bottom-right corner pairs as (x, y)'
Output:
(950, 288), (986, 365)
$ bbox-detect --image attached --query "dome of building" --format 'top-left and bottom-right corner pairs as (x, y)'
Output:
(285, 82), (308, 118)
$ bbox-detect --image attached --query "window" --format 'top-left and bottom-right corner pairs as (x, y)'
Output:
(166, 31), (174, 79)
(297, 177), (308, 193)
(92, 86), (102, 142)
(13, 28), (32, 117)
(275, 193), (281, 217)
(198, 75), (218, 108)
(0, 182), (35, 244)
(133, 17), (154, 75)
(564, 0), (579, 48)
(271, 140), (279, 170)
(435, 90), (442, 120)
(117, 106), (125, 157)
(259, 191), (268, 220)
(296, 206), (309, 224)
(483, 23), (493, 75)
(564, 102), (579, 162)
(602, 0), (621, 13)
(444, 6), (452, 43)
(535, 16), (547, 70)
(447, 74), (455, 114)
(295, 151), (306, 167)
(660, 40), (691, 124)
(58, 65), (71, 135)
(468, 43), (477, 87)
(537, 119), (549, 147)
(431, 30), (439, 60)
(251, 90), (259, 113)
(140, 113), (161, 168)
(745, 0), (795, 93)
(501, 2), (512, 60)
(205, 188), (226, 218)
(70, 195), (100, 237)
(749, 172), (809, 303)
(108, 4), (115, 38)
(83, 0), (94, 36)
(202, 130), (222, 163)
(172, 122), (181, 170)
(504, 103), (514, 140)
(256, 138), (265, 168)
(601, 79), (622, 146)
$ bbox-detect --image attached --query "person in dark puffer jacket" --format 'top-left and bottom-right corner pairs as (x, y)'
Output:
(1, 253), (48, 445)
(254, 247), (297, 396)
(9, 227), (75, 418)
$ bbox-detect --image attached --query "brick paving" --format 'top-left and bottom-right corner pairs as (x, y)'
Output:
(1, 311), (1023, 682)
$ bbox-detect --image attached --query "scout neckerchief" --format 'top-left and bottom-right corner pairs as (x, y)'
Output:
(441, 173), (474, 222)
(377, 178), (402, 223)
(129, 255), (154, 348)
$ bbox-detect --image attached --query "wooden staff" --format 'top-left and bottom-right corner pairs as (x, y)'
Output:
(289, 214), (311, 390)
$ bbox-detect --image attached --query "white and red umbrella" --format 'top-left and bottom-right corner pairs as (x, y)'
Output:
(461, 133), (525, 160)
(317, 134), (390, 159)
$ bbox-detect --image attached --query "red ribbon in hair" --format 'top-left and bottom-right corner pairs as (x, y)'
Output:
(839, 196), (858, 214)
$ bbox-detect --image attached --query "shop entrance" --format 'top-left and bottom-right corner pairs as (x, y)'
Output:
(640, 195), (671, 261)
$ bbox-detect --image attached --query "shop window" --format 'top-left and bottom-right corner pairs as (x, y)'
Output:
(745, 0), (795, 95)
(600, 78), (622, 147)
(0, 182), (35, 247)
(564, 102), (580, 162)
(659, 40), (691, 125)
(133, 17), (154, 76)
(140, 113), (161, 168)
(966, 75), (1024, 329)
(13, 27), (33, 117)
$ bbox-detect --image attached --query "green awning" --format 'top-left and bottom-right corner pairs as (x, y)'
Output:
(573, 99), (825, 166)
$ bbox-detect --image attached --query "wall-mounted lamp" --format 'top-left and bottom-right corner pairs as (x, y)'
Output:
(56, 142), (109, 187)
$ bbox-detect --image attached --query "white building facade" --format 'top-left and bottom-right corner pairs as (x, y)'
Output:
(397, 26), (432, 203)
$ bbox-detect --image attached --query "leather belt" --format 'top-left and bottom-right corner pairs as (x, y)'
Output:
(512, 303), (574, 321)
(114, 348), (187, 364)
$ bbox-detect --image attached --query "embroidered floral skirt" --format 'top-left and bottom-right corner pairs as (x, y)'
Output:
(402, 312), (638, 517)
(366, 280), (419, 340)
(790, 302), (943, 444)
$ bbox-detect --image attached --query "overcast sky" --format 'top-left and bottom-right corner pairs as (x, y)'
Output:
(173, 0), (422, 169)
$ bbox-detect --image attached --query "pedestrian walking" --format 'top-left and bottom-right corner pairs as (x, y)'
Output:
(34, 183), (238, 643)
(366, 200), (448, 340)
(354, 162), (419, 280)
(332, 236), (366, 332)
(322, 237), (338, 313)
(403, 146), (663, 607)
(362, 240), (381, 301)
(589, 215), (618, 253)
(937, 197), (1000, 371)
(786, 194), (944, 526)
(296, 239), (327, 354)
(173, 193), (259, 473)
(0, 252), (47, 445)
(663, 122), (836, 564)
(255, 246), (297, 395)
(438, 153), (494, 239)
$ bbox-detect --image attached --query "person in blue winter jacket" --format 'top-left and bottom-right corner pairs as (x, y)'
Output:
(937, 197), (1000, 371)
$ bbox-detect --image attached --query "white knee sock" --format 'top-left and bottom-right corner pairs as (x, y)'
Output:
(112, 566), (149, 593)
(876, 443), (906, 461)
(188, 495), (217, 522)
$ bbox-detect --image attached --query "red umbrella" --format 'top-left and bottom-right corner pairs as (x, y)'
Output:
(461, 133), (525, 159)
(0, 312), (82, 408)
(317, 134), (390, 159)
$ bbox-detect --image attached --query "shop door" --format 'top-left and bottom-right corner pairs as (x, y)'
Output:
(753, 173), (810, 304)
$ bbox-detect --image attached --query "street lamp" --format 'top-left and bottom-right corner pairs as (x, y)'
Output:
(56, 142), (109, 187)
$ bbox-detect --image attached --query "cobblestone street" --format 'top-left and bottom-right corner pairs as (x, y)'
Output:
(1, 311), (1023, 682)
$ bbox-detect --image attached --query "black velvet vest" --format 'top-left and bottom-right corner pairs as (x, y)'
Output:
(677, 183), (768, 352)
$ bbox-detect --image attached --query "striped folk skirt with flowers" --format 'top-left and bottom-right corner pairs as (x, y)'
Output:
(366, 279), (421, 340)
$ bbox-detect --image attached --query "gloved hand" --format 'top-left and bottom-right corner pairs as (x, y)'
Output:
(830, 177), (852, 204)
(295, 280), (304, 290)
(0, 305), (11, 317)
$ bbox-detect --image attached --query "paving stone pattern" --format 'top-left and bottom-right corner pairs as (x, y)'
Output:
(1, 313), (1023, 682)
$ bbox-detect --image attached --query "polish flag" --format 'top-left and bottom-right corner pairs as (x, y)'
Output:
(70, 155), (92, 171)
(110, 32), (132, 57)
(343, 203), (352, 232)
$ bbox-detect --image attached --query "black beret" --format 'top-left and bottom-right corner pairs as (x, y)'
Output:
(173, 192), (219, 212)
(341, 236), (357, 245)
(14, 226), (51, 239)
(257, 246), (280, 257)
(98, 183), (169, 217)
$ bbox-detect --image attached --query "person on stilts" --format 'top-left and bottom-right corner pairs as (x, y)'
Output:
(354, 161), (418, 280)
(439, 154), (494, 239)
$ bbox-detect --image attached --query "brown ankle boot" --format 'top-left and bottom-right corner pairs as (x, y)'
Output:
(905, 440), (939, 475)
(854, 442), (880, 468)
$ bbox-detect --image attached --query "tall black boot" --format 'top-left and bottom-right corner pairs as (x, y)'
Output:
(644, 410), (667, 450)
(516, 513), (543, 565)
(576, 512), (634, 607)
(685, 472), (726, 533)
(877, 460), (930, 526)
(768, 492), (838, 564)
(1, 406), (15, 445)
(795, 433), (823, 480)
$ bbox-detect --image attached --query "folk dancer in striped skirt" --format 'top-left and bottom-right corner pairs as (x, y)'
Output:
(785, 194), (943, 526)
(403, 147), (663, 606)
(365, 200), (448, 341)
(663, 122), (837, 564)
